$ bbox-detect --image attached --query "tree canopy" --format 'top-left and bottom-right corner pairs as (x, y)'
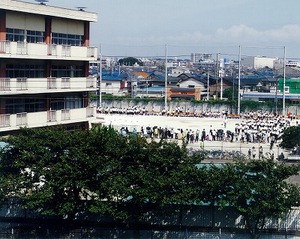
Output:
(0, 125), (299, 238)
(280, 125), (300, 150)
(118, 57), (143, 66)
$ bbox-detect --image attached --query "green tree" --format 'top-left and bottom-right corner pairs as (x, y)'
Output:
(118, 57), (143, 66)
(225, 159), (300, 239)
(111, 138), (203, 222)
(0, 126), (125, 220)
(223, 87), (238, 101)
(279, 125), (300, 150)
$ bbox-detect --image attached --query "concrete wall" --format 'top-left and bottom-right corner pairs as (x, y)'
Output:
(98, 99), (300, 116)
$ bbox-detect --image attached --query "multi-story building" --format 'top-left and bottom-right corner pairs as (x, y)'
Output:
(0, 0), (98, 135)
(242, 56), (277, 70)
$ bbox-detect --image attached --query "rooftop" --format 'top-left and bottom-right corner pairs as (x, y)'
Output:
(0, 0), (97, 22)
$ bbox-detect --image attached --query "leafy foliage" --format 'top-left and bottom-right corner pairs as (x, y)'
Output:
(0, 125), (299, 239)
(280, 125), (300, 150)
(118, 57), (143, 66)
(224, 159), (300, 238)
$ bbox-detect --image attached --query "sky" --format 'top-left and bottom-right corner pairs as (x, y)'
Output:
(26, 0), (300, 59)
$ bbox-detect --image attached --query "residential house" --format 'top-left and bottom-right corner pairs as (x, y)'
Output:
(101, 70), (128, 96)
(167, 73), (206, 100)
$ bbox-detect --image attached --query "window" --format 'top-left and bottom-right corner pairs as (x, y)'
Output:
(26, 30), (44, 43)
(6, 98), (46, 114)
(6, 28), (45, 43)
(6, 28), (25, 42)
(51, 65), (84, 78)
(52, 32), (83, 46)
(6, 64), (45, 78)
(66, 96), (82, 109)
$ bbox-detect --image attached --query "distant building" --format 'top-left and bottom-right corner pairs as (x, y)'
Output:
(242, 56), (277, 70)
(0, 0), (98, 135)
(101, 71), (128, 96)
(169, 67), (191, 77)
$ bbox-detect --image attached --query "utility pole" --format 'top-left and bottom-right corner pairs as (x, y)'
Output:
(238, 45), (241, 115)
(164, 44), (168, 111)
(99, 44), (102, 107)
(282, 46), (286, 116)
(215, 53), (219, 99)
(207, 72), (210, 100)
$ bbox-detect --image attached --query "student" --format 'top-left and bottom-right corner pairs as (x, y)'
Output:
(252, 146), (256, 159)
(259, 146), (263, 159)
(248, 148), (251, 159)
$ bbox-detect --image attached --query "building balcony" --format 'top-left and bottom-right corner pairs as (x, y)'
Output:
(0, 107), (96, 133)
(0, 76), (96, 95)
(0, 41), (97, 61)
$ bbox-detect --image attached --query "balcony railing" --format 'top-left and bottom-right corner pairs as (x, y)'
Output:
(61, 77), (71, 89)
(0, 41), (10, 54)
(86, 106), (95, 118)
(0, 78), (10, 91)
(0, 107), (96, 131)
(47, 110), (57, 122)
(87, 47), (95, 57)
(0, 77), (96, 93)
(86, 77), (95, 88)
(47, 78), (57, 89)
(16, 42), (28, 55)
(0, 114), (10, 127)
(16, 112), (27, 126)
(16, 78), (28, 91)
(61, 109), (70, 121)
(62, 45), (71, 57)
(0, 41), (97, 60)
(48, 44), (57, 56)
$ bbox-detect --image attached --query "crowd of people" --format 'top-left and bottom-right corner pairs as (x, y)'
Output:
(120, 115), (292, 147)
(98, 106), (299, 121)
(101, 106), (298, 160)
(97, 106), (230, 118)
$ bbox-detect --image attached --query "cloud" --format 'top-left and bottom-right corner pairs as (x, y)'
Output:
(99, 24), (300, 56)
(214, 24), (300, 44)
(113, 24), (300, 46)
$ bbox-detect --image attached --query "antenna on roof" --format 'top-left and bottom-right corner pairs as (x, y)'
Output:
(35, 0), (49, 5)
(76, 7), (86, 11)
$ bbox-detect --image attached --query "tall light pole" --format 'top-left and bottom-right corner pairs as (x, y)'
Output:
(99, 44), (102, 107)
(164, 44), (168, 111)
(220, 71), (223, 100)
(237, 45), (241, 115)
(282, 46), (286, 116)
(216, 53), (220, 99)
(207, 72), (210, 100)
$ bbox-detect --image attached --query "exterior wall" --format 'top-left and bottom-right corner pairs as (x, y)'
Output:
(0, 202), (298, 237)
(254, 57), (276, 69)
(278, 78), (300, 94)
(45, 17), (51, 44)
(242, 56), (276, 70)
(178, 79), (205, 90)
(52, 18), (84, 35)
(0, 10), (6, 41)
(0, 41), (97, 61)
(0, 1), (98, 134)
(0, 0), (97, 22)
(0, 77), (96, 94)
(83, 21), (90, 46)
(6, 12), (45, 31)
(101, 81), (124, 96)
(98, 99), (300, 116)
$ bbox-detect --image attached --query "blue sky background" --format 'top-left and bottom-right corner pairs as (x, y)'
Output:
(27, 0), (300, 59)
